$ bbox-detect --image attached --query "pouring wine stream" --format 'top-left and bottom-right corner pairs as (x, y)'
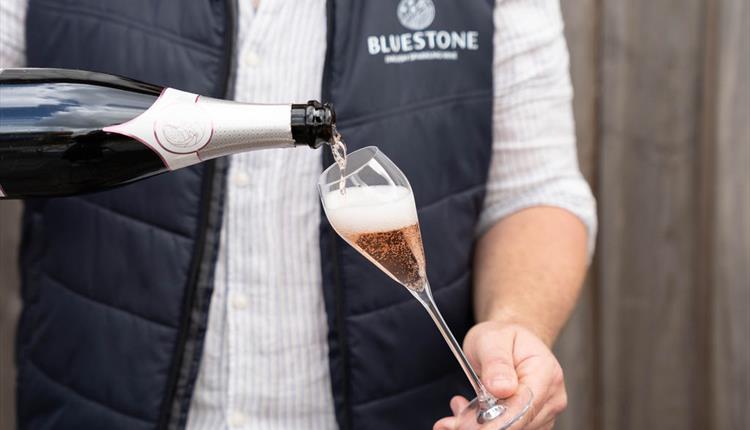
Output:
(330, 126), (347, 194)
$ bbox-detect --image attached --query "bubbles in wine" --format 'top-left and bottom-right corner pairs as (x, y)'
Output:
(324, 186), (426, 291)
(349, 225), (425, 291)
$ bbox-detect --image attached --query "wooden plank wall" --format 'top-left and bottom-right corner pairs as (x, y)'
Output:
(555, 1), (600, 429)
(708, 0), (750, 427)
(598, 0), (710, 425)
(557, 0), (749, 429)
(0, 201), (22, 430)
(0, 1), (747, 429)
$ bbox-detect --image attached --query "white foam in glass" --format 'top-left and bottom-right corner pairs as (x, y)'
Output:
(323, 185), (418, 234)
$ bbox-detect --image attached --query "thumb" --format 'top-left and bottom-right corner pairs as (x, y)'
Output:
(477, 331), (518, 398)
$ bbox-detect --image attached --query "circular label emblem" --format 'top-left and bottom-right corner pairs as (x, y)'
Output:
(154, 103), (212, 154)
(397, 0), (435, 31)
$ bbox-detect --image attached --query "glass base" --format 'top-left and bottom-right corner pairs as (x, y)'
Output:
(458, 385), (533, 430)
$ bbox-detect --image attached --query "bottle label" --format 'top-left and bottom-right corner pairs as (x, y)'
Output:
(104, 88), (294, 170)
(104, 88), (206, 169)
(153, 102), (213, 154)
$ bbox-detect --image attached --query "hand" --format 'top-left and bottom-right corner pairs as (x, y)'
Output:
(433, 321), (568, 430)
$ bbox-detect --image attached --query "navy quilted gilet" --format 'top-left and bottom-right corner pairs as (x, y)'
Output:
(19, 1), (494, 429)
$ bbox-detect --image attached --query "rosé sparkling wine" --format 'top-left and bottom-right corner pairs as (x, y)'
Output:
(323, 185), (426, 291)
(317, 146), (532, 429)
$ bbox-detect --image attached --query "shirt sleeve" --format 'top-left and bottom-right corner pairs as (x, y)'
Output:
(0, 0), (28, 68)
(478, 0), (597, 255)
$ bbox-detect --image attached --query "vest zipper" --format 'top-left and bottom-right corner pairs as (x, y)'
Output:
(322, 1), (353, 429)
(159, 161), (218, 430)
(218, 0), (239, 99)
(159, 0), (238, 428)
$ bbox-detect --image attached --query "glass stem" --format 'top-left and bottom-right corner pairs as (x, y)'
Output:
(414, 283), (496, 407)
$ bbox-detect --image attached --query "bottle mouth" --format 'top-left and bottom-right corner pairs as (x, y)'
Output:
(315, 103), (335, 148)
(291, 101), (335, 148)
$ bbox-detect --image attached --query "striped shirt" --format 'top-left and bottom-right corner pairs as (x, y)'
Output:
(1, 1), (596, 429)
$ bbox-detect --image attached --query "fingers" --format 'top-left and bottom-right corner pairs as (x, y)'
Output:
(434, 396), (468, 430)
(449, 396), (470, 416)
(461, 323), (570, 429)
(433, 416), (456, 430)
(436, 386), (565, 430)
(470, 327), (519, 398)
(522, 407), (559, 430)
(518, 366), (567, 429)
(434, 395), (554, 430)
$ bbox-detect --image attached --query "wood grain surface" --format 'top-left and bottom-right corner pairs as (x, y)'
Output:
(0, 201), (22, 430)
(557, 0), (748, 428)
(555, 1), (600, 429)
(708, 0), (750, 428)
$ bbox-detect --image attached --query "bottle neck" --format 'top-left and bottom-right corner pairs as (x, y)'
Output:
(291, 101), (336, 148)
(104, 89), (336, 170)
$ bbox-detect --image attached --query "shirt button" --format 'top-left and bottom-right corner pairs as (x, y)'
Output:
(244, 50), (261, 67)
(230, 293), (249, 310)
(227, 410), (247, 428)
(231, 171), (250, 187)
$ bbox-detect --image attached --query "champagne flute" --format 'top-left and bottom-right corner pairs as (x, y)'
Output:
(318, 146), (532, 429)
